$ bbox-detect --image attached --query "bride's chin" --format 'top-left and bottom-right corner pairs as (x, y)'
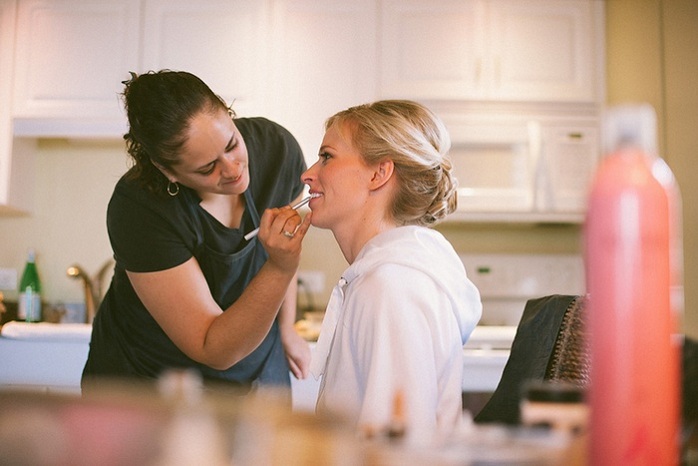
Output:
(309, 216), (331, 230)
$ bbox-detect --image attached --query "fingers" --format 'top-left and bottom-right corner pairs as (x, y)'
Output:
(279, 206), (310, 239)
(262, 205), (312, 242)
(284, 334), (311, 380)
(294, 210), (312, 239)
(256, 207), (312, 274)
(297, 360), (309, 379)
(288, 358), (304, 380)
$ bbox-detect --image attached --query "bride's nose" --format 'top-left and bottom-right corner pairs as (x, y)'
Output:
(301, 162), (318, 182)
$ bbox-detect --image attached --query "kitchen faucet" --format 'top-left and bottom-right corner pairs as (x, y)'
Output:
(66, 259), (114, 324)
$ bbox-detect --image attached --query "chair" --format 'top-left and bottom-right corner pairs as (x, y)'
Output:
(545, 295), (590, 386)
(472, 294), (698, 461)
(474, 294), (589, 425)
(683, 336), (698, 457)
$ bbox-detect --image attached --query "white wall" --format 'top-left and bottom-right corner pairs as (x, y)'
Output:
(0, 138), (127, 302)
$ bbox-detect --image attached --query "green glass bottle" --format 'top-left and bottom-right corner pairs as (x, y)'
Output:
(17, 249), (42, 322)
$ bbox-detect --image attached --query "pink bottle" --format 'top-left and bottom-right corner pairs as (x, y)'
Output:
(585, 105), (682, 465)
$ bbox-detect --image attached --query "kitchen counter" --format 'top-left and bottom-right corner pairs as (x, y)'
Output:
(0, 322), (511, 411)
(0, 322), (91, 394)
(0, 335), (88, 393)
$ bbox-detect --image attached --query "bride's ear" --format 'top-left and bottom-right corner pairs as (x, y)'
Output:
(369, 159), (395, 191)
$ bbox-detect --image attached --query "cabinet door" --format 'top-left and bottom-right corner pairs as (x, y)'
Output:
(13, 0), (141, 120)
(0, 0), (16, 209)
(141, 0), (269, 117)
(488, 0), (597, 102)
(267, 0), (377, 167)
(380, 0), (484, 100)
(0, 0), (34, 214)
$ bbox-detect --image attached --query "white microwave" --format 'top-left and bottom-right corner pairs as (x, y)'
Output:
(442, 114), (600, 223)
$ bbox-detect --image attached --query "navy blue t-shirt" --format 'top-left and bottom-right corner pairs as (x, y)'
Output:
(82, 117), (306, 389)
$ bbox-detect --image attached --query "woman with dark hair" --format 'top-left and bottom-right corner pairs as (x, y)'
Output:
(82, 70), (311, 397)
(306, 100), (482, 443)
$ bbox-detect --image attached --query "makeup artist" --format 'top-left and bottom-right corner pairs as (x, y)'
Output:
(82, 70), (312, 399)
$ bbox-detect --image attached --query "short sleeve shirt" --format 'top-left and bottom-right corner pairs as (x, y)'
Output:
(82, 117), (306, 386)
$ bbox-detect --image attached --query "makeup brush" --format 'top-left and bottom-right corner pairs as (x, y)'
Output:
(243, 196), (312, 241)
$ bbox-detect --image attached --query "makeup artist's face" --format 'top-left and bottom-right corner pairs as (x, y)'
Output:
(165, 108), (250, 197)
(301, 122), (375, 231)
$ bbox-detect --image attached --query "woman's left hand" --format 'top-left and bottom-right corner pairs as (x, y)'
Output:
(281, 324), (311, 379)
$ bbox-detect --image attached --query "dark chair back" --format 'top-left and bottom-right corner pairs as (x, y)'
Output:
(545, 295), (590, 385)
(474, 294), (589, 425)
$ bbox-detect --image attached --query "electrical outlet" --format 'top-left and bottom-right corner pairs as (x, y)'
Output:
(297, 270), (325, 294)
(0, 268), (18, 290)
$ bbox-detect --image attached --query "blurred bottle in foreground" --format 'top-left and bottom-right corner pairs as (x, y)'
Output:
(17, 249), (42, 322)
(585, 104), (683, 465)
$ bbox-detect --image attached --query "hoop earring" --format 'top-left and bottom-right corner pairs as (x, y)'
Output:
(167, 181), (180, 197)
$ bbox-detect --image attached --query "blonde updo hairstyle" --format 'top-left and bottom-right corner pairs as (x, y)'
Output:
(325, 100), (458, 226)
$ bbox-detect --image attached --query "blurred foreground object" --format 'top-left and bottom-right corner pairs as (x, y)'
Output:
(0, 379), (364, 466)
(585, 104), (682, 465)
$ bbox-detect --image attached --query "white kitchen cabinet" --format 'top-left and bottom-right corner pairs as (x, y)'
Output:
(266, 0), (378, 166)
(8, 0), (379, 169)
(141, 0), (270, 118)
(2, 0), (605, 222)
(12, 0), (141, 136)
(0, 0), (34, 214)
(13, 0), (270, 136)
(143, 0), (379, 166)
(380, 0), (603, 103)
(380, 0), (484, 101)
(488, 0), (600, 102)
(0, 0), (15, 210)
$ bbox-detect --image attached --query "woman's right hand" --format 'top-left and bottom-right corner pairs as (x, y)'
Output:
(126, 206), (311, 371)
(257, 205), (312, 273)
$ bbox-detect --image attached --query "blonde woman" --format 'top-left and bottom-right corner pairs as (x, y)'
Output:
(305, 100), (482, 443)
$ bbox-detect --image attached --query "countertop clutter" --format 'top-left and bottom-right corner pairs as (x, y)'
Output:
(0, 373), (586, 466)
(7, 324), (693, 463)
